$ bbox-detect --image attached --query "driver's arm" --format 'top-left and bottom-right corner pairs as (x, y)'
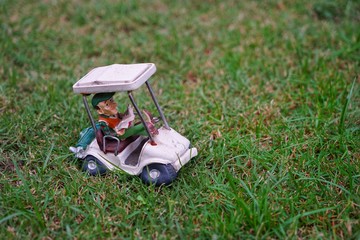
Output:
(117, 124), (147, 139)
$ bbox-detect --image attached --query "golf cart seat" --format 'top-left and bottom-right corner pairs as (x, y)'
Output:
(95, 128), (139, 156)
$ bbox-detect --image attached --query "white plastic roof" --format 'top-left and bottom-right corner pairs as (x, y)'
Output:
(73, 63), (156, 94)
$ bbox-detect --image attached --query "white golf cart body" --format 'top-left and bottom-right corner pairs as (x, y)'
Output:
(82, 128), (195, 175)
(72, 63), (197, 182)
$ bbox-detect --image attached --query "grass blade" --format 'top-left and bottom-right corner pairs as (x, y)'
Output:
(339, 78), (356, 133)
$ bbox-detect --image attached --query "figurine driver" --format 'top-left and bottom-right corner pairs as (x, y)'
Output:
(70, 92), (157, 158)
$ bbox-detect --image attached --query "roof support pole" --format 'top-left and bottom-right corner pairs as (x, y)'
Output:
(128, 91), (155, 143)
(83, 94), (97, 132)
(145, 81), (170, 130)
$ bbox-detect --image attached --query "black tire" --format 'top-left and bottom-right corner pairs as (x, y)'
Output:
(140, 163), (178, 186)
(82, 155), (108, 176)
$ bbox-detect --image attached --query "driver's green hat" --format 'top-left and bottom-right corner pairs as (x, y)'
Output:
(92, 92), (115, 108)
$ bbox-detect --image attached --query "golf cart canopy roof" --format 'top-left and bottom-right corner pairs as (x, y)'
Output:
(73, 63), (156, 94)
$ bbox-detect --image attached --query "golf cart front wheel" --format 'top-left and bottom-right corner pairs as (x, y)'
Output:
(140, 163), (177, 186)
(82, 155), (108, 176)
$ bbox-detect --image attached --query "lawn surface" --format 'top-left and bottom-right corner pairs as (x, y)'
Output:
(0, 0), (359, 239)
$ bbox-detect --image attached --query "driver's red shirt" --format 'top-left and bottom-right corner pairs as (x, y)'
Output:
(98, 114), (121, 129)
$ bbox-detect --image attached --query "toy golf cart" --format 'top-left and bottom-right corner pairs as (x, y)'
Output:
(70, 63), (198, 185)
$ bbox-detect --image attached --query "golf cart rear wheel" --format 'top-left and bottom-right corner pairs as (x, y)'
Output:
(140, 163), (177, 186)
(82, 155), (108, 176)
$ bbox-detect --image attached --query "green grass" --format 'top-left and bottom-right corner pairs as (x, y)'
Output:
(1, 0), (359, 239)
